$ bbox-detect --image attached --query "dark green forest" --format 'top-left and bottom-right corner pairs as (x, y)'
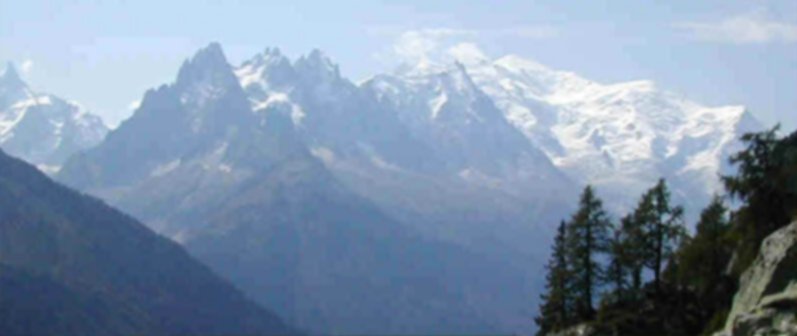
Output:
(535, 126), (797, 336)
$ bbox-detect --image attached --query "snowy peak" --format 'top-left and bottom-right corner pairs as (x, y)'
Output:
(235, 47), (368, 130)
(363, 57), (561, 181)
(240, 47), (291, 75)
(375, 60), (503, 125)
(237, 47), (295, 94)
(380, 44), (759, 216)
(456, 51), (761, 216)
(0, 62), (108, 168)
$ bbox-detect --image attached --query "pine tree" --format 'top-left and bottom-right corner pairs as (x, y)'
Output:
(606, 226), (629, 303)
(618, 212), (646, 298)
(638, 179), (685, 296)
(694, 196), (732, 292)
(673, 196), (734, 314)
(565, 186), (612, 321)
(535, 221), (572, 335)
(722, 126), (797, 274)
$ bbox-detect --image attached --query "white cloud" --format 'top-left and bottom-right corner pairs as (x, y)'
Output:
(392, 28), (475, 63)
(446, 43), (489, 65)
(675, 12), (797, 44)
(20, 59), (33, 74)
(387, 26), (555, 66)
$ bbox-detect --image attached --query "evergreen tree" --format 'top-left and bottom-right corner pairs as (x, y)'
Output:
(606, 226), (629, 303)
(673, 196), (734, 316)
(722, 126), (797, 274)
(638, 179), (685, 296)
(566, 186), (612, 321)
(618, 212), (646, 297)
(535, 221), (572, 335)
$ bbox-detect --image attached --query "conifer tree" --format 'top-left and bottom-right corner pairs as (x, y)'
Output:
(722, 126), (797, 274)
(565, 186), (612, 321)
(618, 213), (646, 297)
(606, 226), (629, 303)
(535, 221), (572, 335)
(673, 196), (734, 314)
(638, 179), (685, 296)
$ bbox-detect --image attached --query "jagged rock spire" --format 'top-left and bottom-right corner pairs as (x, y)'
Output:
(1, 62), (26, 89)
(175, 42), (238, 89)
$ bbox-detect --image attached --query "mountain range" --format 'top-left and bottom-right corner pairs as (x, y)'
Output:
(1, 41), (761, 335)
(57, 43), (540, 334)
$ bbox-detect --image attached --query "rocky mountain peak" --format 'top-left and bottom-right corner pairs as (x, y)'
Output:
(245, 47), (290, 68)
(262, 46), (284, 59)
(1, 62), (23, 85)
(294, 49), (341, 82)
(0, 62), (30, 106)
(237, 47), (296, 93)
(176, 42), (238, 91)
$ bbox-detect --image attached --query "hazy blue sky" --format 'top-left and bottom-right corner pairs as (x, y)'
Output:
(1, 0), (795, 129)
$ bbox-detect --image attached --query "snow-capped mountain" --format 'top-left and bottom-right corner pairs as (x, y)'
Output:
(364, 61), (567, 185)
(0, 62), (108, 171)
(57, 43), (543, 335)
(422, 50), (761, 217)
(238, 48), (569, 184)
(237, 48), (441, 173)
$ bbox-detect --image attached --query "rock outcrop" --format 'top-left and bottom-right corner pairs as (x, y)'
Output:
(717, 220), (797, 336)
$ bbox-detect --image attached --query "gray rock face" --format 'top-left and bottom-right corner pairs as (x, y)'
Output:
(718, 220), (797, 336)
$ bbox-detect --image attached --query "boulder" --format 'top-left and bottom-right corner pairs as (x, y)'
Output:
(717, 220), (797, 336)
